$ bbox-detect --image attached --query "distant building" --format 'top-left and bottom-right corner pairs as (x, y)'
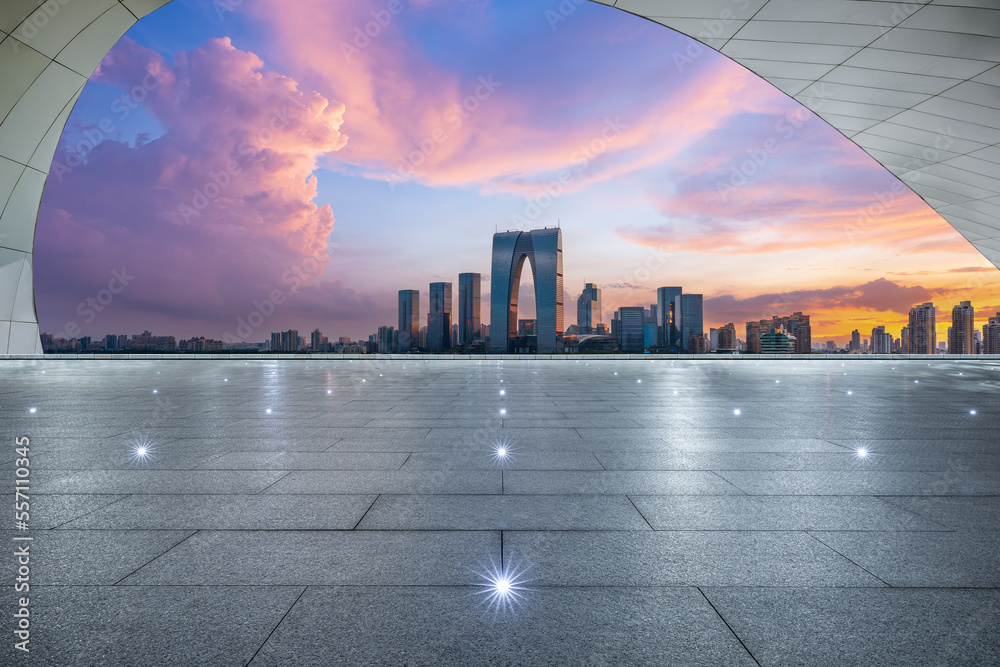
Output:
(717, 323), (737, 351)
(577, 283), (602, 335)
(398, 290), (420, 352)
(908, 302), (936, 354)
(310, 329), (330, 352)
(688, 333), (707, 354)
(826, 340), (837, 352)
(490, 228), (563, 353)
(871, 326), (893, 354)
(949, 301), (974, 354)
(458, 273), (481, 345)
(270, 329), (299, 352)
(656, 286), (683, 349)
(760, 329), (795, 353)
(376, 326), (397, 354)
(427, 282), (452, 352)
(518, 319), (536, 336)
(617, 306), (645, 352)
(850, 329), (861, 352)
(709, 328), (719, 352)
(984, 313), (1000, 354)
(746, 313), (810, 354)
(676, 293), (704, 354)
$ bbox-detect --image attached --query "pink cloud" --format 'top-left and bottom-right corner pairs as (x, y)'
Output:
(35, 37), (360, 339)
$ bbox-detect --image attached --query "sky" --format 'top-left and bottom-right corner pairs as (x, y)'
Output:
(34, 0), (1000, 346)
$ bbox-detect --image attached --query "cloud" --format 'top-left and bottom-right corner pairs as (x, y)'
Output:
(35, 37), (354, 338)
(705, 278), (935, 324)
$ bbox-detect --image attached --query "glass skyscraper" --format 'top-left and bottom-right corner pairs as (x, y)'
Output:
(676, 293), (704, 354)
(458, 273), (481, 345)
(617, 306), (645, 352)
(656, 286), (682, 349)
(577, 283), (602, 334)
(489, 227), (563, 353)
(427, 282), (453, 352)
(397, 289), (420, 352)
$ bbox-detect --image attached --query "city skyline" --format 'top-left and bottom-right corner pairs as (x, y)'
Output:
(31, 0), (1000, 346)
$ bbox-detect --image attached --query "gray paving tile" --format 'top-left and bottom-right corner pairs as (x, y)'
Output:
(195, 452), (406, 470)
(357, 494), (650, 530)
(60, 494), (376, 530)
(595, 452), (791, 470)
(401, 452), (604, 470)
(877, 496), (1000, 532)
(40, 470), (290, 494)
(120, 530), (498, 585)
(10, 530), (194, 584)
(810, 531), (1000, 587)
(502, 471), (744, 495)
(631, 495), (949, 531)
(262, 470), (501, 494)
(504, 531), (884, 586)
(250, 586), (756, 667)
(0, 585), (304, 667)
(702, 587), (1000, 667)
(715, 470), (942, 495)
(0, 494), (127, 528)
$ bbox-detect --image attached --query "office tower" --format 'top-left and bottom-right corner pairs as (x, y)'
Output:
(428, 282), (452, 352)
(974, 330), (982, 355)
(458, 273), (481, 345)
(490, 227), (563, 353)
(718, 323), (737, 351)
(785, 312), (811, 353)
(518, 319), (536, 336)
(949, 301), (974, 354)
(709, 328), (719, 352)
(745, 320), (765, 354)
(984, 313), (1000, 354)
(656, 286), (683, 349)
(611, 311), (619, 339)
(908, 302), (936, 354)
(689, 334), (707, 354)
(871, 326), (893, 354)
(577, 283), (602, 334)
(850, 329), (861, 352)
(398, 290), (420, 352)
(377, 326), (397, 354)
(617, 306), (645, 352)
(676, 293), (704, 353)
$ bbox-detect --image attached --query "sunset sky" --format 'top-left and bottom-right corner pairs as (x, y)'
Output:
(34, 0), (1000, 345)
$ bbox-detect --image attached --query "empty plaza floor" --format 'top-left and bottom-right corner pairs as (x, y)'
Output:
(1, 358), (999, 666)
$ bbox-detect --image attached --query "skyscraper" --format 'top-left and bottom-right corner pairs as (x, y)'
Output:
(949, 301), (974, 354)
(983, 313), (1000, 355)
(490, 227), (563, 353)
(676, 293), (704, 354)
(398, 290), (420, 352)
(908, 302), (936, 354)
(718, 323), (737, 351)
(458, 273), (481, 345)
(850, 329), (861, 352)
(617, 307), (645, 353)
(427, 282), (452, 352)
(656, 286), (682, 349)
(871, 325), (893, 354)
(577, 283), (602, 335)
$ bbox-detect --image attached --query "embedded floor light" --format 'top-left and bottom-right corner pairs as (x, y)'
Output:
(129, 437), (156, 465)
(29, 407), (37, 414)
(970, 410), (977, 415)
(266, 408), (272, 414)
(500, 389), (505, 396)
(500, 408), (507, 416)
(475, 560), (528, 614)
(733, 408), (741, 416)
(854, 447), (870, 460)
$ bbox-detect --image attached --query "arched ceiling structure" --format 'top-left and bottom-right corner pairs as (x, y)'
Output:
(1, 0), (998, 354)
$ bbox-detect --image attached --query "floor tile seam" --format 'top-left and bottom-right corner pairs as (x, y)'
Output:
(351, 495), (380, 530)
(706, 470), (751, 495)
(696, 586), (763, 667)
(804, 531), (894, 588)
(245, 585), (309, 666)
(49, 493), (136, 529)
(111, 529), (201, 586)
(253, 471), (295, 495)
(869, 495), (960, 530)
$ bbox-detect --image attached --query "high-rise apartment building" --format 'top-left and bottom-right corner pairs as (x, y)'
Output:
(427, 282), (453, 352)
(718, 323), (737, 351)
(577, 283), (602, 335)
(656, 286), (682, 349)
(908, 302), (936, 354)
(310, 329), (330, 352)
(398, 289), (420, 352)
(871, 326), (893, 354)
(850, 329), (861, 352)
(617, 306), (646, 353)
(458, 273), (481, 345)
(983, 313), (1000, 355)
(270, 329), (299, 352)
(376, 326), (397, 354)
(949, 301), (974, 354)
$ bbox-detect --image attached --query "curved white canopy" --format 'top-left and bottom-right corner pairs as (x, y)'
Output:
(1, 0), (998, 353)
